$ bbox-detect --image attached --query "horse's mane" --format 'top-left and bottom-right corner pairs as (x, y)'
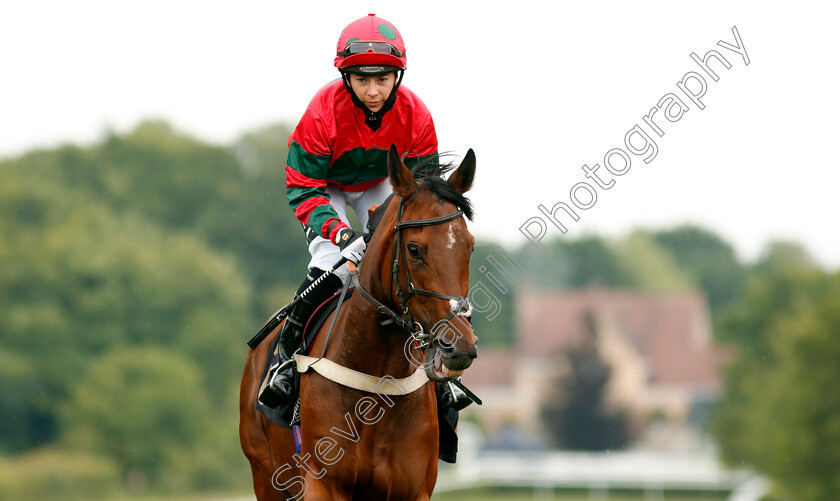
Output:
(413, 155), (474, 221)
(366, 154), (474, 236)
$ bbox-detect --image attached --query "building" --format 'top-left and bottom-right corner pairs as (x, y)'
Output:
(461, 286), (730, 449)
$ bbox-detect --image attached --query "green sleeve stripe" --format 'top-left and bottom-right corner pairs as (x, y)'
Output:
(307, 204), (340, 235)
(286, 186), (327, 209)
(287, 140), (330, 180)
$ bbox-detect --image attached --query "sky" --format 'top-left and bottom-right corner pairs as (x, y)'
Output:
(2, 1), (839, 268)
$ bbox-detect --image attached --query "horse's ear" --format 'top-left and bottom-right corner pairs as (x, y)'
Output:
(388, 144), (416, 198)
(447, 148), (476, 194)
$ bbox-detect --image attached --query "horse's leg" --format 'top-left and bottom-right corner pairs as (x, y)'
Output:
(240, 343), (280, 500)
(301, 478), (351, 501)
(400, 441), (438, 501)
(240, 331), (300, 501)
(241, 418), (300, 501)
(415, 466), (437, 501)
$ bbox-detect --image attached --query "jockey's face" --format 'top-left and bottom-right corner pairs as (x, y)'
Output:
(348, 72), (396, 113)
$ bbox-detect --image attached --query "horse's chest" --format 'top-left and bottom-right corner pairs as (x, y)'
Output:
(302, 405), (437, 498)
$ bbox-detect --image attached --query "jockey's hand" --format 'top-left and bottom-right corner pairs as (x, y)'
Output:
(336, 228), (366, 265)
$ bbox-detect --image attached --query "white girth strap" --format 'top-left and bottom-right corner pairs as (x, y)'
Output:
(295, 354), (429, 395)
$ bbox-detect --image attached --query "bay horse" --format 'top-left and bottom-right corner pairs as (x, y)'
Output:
(240, 145), (478, 500)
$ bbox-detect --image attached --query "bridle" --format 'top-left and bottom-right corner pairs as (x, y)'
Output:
(353, 196), (472, 346)
(296, 193), (479, 399)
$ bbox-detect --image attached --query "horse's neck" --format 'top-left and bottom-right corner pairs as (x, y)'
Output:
(326, 276), (415, 379)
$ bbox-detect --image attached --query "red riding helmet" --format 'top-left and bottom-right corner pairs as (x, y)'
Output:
(334, 14), (407, 73)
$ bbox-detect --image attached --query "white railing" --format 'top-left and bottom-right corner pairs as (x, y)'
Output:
(436, 449), (766, 500)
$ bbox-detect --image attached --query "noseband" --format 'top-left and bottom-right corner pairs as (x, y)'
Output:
(354, 197), (472, 342)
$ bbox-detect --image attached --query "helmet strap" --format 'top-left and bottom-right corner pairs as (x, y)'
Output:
(341, 69), (405, 132)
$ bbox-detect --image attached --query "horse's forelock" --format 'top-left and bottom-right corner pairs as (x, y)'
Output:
(366, 174), (473, 240)
(410, 154), (474, 221)
(417, 176), (474, 221)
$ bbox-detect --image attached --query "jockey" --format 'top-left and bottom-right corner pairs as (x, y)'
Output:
(259, 14), (470, 427)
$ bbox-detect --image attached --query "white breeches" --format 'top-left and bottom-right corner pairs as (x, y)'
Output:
(307, 178), (393, 284)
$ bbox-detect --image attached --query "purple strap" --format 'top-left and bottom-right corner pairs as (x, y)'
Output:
(293, 424), (302, 453)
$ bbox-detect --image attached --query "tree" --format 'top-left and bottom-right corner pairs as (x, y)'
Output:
(515, 235), (631, 290)
(541, 314), (631, 450)
(469, 235), (629, 347)
(616, 230), (694, 291)
(653, 225), (747, 311)
(754, 239), (817, 275)
(0, 121), (314, 493)
(59, 347), (213, 489)
(0, 168), (251, 451)
(468, 239), (517, 347)
(712, 267), (840, 499)
(558, 235), (632, 288)
(3, 120), (310, 298)
(212, 123), (311, 301)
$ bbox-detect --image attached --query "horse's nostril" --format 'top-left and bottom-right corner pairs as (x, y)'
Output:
(437, 342), (455, 355)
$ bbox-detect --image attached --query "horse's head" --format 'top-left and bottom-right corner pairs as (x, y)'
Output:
(363, 145), (478, 381)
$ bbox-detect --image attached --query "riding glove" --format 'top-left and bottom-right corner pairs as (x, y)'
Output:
(336, 228), (366, 264)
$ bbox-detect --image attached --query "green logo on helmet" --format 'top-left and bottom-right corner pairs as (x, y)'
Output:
(378, 24), (397, 41)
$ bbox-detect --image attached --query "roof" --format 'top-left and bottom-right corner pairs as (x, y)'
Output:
(514, 287), (729, 388)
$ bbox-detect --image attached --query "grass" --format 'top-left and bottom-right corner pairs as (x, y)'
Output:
(101, 486), (730, 501)
(105, 492), (253, 501)
(98, 487), (730, 501)
(431, 486), (730, 501)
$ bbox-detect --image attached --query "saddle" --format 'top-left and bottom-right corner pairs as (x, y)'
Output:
(255, 288), (355, 428)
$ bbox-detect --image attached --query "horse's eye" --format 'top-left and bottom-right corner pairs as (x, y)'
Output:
(407, 244), (421, 259)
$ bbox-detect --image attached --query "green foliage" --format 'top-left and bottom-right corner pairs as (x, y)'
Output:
(515, 230), (700, 294)
(0, 120), (271, 493)
(3, 116), (835, 498)
(468, 233), (628, 347)
(5, 120), (308, 300)
(0, 449), (120, 501)
(653, 225), (747, 311)
(714, 267), (827, 359)
(616, 230), (694, 291)
(712, 267), (840, 499)
(468, 240), (517, 347)
(754, 239), (817, 275)
(0, 190), (251, 450)
(59, 347), (219, 490)
(515, 235), (631, 290)
(214, 123), (311, 299)
(470, 234), (634, 348)
(471, 230), (706, 347)
(0, 346), (43, 451)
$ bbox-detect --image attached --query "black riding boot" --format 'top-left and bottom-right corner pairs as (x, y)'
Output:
(258, 268), (343, 408)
